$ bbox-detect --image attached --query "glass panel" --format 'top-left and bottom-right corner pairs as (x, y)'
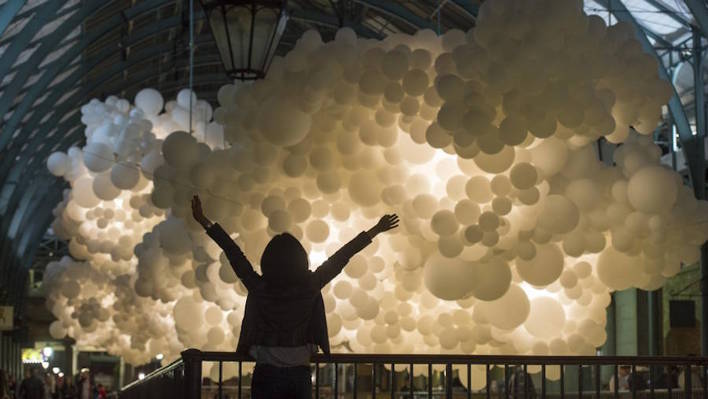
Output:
(1, 16), (31, 41)
(1, 70), (16, 87)
(58, 108), (77, 123)
(58, 0), (79, 13)
(624, 0), (682, 35)
(39, 39), (77, 68)
(32, 91), (49, 107)
(40, 111), (53, 123)
(0, 42), (9, 60)
(209, 7), (234, 71)
(31, 8), (78, 42)
(49, 64), (79, 89)
(18, 0), (50, 15)
(251, 7), (279, 71)
(12, 44), (38, 67)
(56, 87), (79, 106)
(225, 6), (254, 75)
(22, 70), (42, 88)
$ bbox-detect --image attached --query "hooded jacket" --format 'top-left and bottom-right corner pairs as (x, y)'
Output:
(206, 223), (372, 355)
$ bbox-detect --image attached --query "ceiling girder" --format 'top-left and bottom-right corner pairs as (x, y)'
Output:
(643, 0), (692, 28)
(352, 0), (436, 32)
(685, 0), (708, 39)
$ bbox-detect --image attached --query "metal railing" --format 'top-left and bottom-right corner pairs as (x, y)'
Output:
(120, 349), (708, 399)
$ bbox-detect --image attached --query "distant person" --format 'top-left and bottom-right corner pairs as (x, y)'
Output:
(0, 369), (10, 399)
(59, 377), (75, 399)
(18, 368), (45, 399)
(43, 373), (55, 399)
(678, 366), (703, 391)
(192, 195), (398, 399)
(95, 384), (105, 399)
(609, 366), (631, 391)
(76, 370), (91, 399)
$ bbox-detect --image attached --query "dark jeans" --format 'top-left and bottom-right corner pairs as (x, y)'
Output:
(252, 363), (311, 399)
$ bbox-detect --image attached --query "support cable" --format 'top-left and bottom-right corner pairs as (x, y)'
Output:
(188, 0), (195, 134)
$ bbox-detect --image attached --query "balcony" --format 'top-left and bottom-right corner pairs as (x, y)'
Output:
(119, 349), (708, 399)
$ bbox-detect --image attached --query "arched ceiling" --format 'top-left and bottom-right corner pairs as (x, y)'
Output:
(0, 0), (706, 312)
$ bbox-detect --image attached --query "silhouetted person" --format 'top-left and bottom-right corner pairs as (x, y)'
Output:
(59, 377), (76, 399)
(18, 368), (44, 399)
(192, 195), (398, 399)
(95, 384), (105, 399)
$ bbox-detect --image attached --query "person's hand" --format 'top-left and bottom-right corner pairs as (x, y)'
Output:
(368, 214), (399, 237)
(191, 195), (211, 228)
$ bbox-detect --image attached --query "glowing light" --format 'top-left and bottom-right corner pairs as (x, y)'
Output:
(138, 372), (145, 380)
(42, 347), (53, 357)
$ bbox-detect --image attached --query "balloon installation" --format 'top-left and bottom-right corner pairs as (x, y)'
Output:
(44, 0), (708, 385)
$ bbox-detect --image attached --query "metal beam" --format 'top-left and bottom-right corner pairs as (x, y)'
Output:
(449, 0), (478, 20)
(686, 0), (708, 39)
(692, 26), (708, 357)
(644, 0), (692, 28)
(0, 175), (50, 291)
(640, 24), (674, 48)
(0, 113), (82, 229)
(352, 0), (437, 31)
(289, 7), (382, 39)
(7, 182), (62, 310)
(0, 123), (79, 288)
(0, 0), (25, 37)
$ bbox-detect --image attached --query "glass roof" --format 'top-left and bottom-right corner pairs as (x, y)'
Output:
(584, 0), (692, 44)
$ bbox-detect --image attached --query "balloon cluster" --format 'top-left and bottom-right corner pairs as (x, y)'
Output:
(43, 0), (708, 381)
(44, 90), (222, 364)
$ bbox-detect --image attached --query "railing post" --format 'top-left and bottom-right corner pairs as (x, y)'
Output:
(181, 348), (203, 399)
(446, 363), (453, 399)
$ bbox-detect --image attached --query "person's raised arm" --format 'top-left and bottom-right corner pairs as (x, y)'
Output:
(313, 214), (399, 288)
(192, 195), (260, 290)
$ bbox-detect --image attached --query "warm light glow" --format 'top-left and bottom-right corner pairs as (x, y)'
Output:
(138, 372), (146, 380)
(42, 347), (53, 358)
(308, 250), (327, 267)
(52, 367), (60, 374)
(155, 353), (164, 361)
(41, 361), (49, 370)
